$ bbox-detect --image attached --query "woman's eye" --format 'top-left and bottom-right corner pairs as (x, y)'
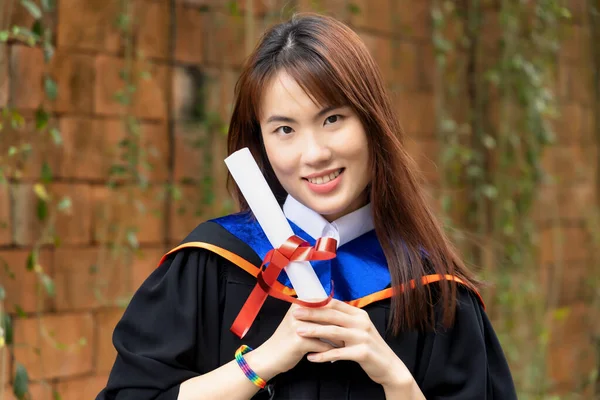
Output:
(275, 126), (294, 135)
(324, 115), (341, 125)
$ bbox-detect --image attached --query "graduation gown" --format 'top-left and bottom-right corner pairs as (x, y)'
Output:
(96, 212), (517, 400)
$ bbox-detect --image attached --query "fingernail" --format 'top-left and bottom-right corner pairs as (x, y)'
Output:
(307, 354), (318, 361)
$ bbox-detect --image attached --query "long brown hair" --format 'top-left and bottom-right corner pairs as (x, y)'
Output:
(226, 13), (479, 333)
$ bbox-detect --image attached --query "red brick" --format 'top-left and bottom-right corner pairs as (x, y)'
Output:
(234, 0), (292, 17)
(136, 1), (170, 60)
(0, 184), (10, 245)
(55, 375), (108, 400)
(49, 52), (96, 113)
(539, 225), (591, 265)
(569, 65), (593, 105)
(53, 248), (130, 311)
(4, 381), (54, 400)
(553, 102), (583, 144)
(94, 55), (169, 120)
(403, 137), (440, 184)
(388, 40), (420, 91)
(396, 91), (435, 138)
(566, 0), (587, 24)
(204, 14), (248, 67)
(0, 249), (53, 313)
(541, 145), (588, 185)
(533, 183), (595, 223)
(9, 45), (44, 109)
(295, 0), (349, 17)
(13, 313), (94, 380)
(561, 25), (591, 62)
(12, 183), (92, 246)
(348, 0), (393, 35)
(92, 185), (164, 245)
(10, 184), (44, 246)
(480, 11), (502, 51)
(0, 112), (63, 181)
(580, 106), (595, 145)
(169, 180), (232, 244)
(54, 184), (93, 245)
(391, 0), (430, 39)
(418, 42), (435, 91)
(56, 0), (121, 52)
(56, 118), (168, 182)
(96, 308), (124, 374)
(131, 247), (165, 289)
(359, 32), (393, 87)
(547, 303), (596, 386)
(175, 4), (206, 64)
(173, 124), (209, 183)
(541, 261), (593, 306)
(0, 44), (8, 108)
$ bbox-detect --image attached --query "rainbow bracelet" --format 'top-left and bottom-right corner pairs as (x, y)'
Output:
(235, 345), (267, 389)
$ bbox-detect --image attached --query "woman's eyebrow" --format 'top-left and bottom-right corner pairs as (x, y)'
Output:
(264, 105), (341, 124)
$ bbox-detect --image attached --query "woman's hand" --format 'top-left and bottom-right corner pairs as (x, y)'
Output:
(247, 303), (336, 381)
(291, 299), (419, 393)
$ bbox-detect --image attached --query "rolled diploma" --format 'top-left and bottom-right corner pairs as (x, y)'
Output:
(224, 148), (328, 301)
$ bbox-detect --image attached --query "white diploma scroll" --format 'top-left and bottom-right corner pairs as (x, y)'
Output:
(224, 148), (328, 301)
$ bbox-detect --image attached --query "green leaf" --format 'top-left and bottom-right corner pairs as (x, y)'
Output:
(8, 146), (17, 156)
(41, 0), (56, 11)
(347, 2), (361, 15)
(35, 107), (50, 130)
(0, 285), (4, 300)
(43, 42), (55, 62)
(49, 127), (62, 145)
(37, 198), (48, 221)
(41, 161), (52, 183)
(126, 230), (139, 249)
(57, 196), (72, 212)
(32, 20), (43, 37)
(26, 251), (37, 271)
(33, 183), (50, 201)
(2, 313), (13, 345)
(13, 363), (29, 399)
(20, 0), (42, 19)
(15, 305), (27, 318)
(44, 76), (58, 100)
(53, 390), (62, 400)
(0, 31), (9, 42)
(40, 273), (55, 297)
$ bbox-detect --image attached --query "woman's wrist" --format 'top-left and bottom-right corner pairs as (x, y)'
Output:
(380, 360), (424, 399)
(241, 341), (280, 383)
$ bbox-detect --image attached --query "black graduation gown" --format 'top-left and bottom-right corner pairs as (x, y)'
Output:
(96, 220), (518, 400)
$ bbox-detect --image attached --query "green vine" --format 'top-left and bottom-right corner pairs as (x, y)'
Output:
(0, 0), (87, 399)
(433, 0), (572, 397)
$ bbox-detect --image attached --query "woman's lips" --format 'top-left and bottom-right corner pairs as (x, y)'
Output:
(304, 168), (344, 194)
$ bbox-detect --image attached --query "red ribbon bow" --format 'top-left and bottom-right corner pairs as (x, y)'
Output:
(230, 235), (338, 338)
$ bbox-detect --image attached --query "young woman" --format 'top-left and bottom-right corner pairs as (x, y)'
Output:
(97, 13), (517, 400)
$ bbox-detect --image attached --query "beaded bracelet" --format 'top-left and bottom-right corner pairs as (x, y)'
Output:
(235, 344), (267, 389)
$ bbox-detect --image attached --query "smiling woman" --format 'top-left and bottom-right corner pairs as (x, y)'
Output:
(259, 72), (370, 221)
(96, 12), (517, 400)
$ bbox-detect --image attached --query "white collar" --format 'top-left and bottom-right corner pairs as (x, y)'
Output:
(282, 195), (374, 247)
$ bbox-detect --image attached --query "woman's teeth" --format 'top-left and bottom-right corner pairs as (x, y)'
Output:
(308, 169), (342, 185)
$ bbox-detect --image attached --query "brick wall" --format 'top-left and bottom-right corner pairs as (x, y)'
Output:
(0, 0), (597, 398)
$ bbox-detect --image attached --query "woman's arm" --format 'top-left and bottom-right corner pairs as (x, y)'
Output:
(177, 344), (276, 400)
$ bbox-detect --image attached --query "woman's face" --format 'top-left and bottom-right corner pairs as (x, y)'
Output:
(259, 71), (371, 221)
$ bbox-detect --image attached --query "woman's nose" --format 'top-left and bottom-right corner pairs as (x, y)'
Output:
(301, 133), (332, 165)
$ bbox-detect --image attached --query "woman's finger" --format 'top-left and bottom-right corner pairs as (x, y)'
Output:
(306, 344), (370, 363)
(297, 323), (366, 344)
(293, 307), (354, 327)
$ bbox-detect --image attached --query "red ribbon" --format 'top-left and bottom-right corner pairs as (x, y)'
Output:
(230, 235), (338, 338)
